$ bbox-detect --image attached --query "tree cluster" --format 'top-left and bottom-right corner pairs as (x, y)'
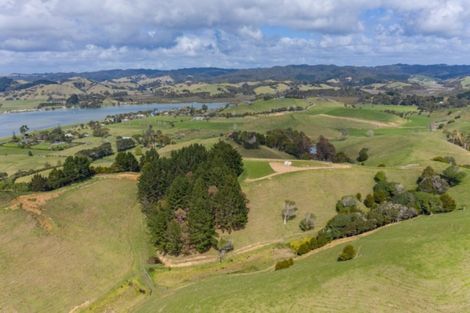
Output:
(138, 142), (248, 255)
(116, 137), (136, 152)
(30, 156), (93, 191)
(112, 152), (140, 172)
(265, 128), (313, 159)
(76, 142), (113, 161)
(289, 168), (462, 257)
(228, 131), (266, 149)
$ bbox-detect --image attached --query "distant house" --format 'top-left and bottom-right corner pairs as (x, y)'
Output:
(192, 116), (207, 121)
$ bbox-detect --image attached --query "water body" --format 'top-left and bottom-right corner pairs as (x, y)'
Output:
(0, 102), (225, 138)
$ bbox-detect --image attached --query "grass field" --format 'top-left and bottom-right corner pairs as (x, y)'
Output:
(137, 207), (470, 312)
(224, 98), (310, 114)
(231, 166), (421, 249)
(335, 132), (470, 167)
(0, 178), (150, 313)
(0, 99), (44, 112)
(240, 159), (275, 180)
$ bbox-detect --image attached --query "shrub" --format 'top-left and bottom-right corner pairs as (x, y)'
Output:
(337, 245), (356, 262)
(333, 152), (353, 163)
(373, 181), (401, 203)
(290, 237), (312, 255)
(324, 212), (374, 239)
(299, 213), (315, 231)
(30, 174), (49, 192)
(356, 193), (362, 201)
(417, 175), (449, 194)
(275, 258), (294, 271)
(134, 146), (143, 156)
(315, 229), (333, 248)
(432, 156), (456, 165)
(93, 166), (114, 174)
(374, 171), (387, 183)
(356, 147), (369, 162)
(391, 191), (416, 207)
(439, 194), (457, 213)
(442, 165), (466, 186)
(368, 202), (418, 227)
(363, 194), (376, 208)
(417, 166), (436, 184)
(336, 195), (358, 213)
(414, 192), (443, 214)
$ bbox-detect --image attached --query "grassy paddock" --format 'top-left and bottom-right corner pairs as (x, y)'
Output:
(0, 178), (149, 313)
(137, 204), (470, 312)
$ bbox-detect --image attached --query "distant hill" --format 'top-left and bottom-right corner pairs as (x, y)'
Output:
(7, 64), (470, 83)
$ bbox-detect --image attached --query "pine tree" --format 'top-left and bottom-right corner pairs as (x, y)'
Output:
(147, 204), (172, 250)
(188, 178), (215, 253)
(213, 175), (248, 232)
(166, 176), (192, 211)
(164, 220), (183, 255)
(139, 148), (159, 167)
(138, 158), (172, 205)
(209, 141), (243, 176)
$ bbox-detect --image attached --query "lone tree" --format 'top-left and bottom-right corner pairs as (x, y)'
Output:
(356, 147), (369, 162)
(19, 124), (29, 135)
(282, 200), (298, 224)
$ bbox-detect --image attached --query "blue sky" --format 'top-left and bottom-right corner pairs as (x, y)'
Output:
(1, 0), (469, 73)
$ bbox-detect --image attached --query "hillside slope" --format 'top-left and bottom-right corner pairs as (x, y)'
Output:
(0, 177), (149, 313)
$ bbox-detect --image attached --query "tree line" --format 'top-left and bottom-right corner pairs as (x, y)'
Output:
(290, 167), (465, 256)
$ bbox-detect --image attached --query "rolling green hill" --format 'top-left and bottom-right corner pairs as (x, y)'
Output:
(0, 177), (150, 313)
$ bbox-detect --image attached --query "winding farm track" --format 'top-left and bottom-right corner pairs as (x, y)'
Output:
(245, 161), (351, 183)
(316, 113), (403, 127)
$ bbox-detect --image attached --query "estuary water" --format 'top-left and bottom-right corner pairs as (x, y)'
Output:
(0, 102), (224, 138)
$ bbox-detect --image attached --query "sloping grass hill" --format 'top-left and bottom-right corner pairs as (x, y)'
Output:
(0, 177), (149, 313)
(135, 169), (470, 313)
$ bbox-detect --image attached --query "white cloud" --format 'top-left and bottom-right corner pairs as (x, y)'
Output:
(1, 0), (470, 72)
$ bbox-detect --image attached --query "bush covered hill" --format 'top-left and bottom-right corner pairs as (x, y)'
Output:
(9, 64), (470, 83)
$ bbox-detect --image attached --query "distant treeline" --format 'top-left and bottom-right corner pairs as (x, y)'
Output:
(360, 91), (470, 110)
(10, 64), (470, 83)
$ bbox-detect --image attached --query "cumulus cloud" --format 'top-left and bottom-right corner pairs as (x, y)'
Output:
(0, 0), (469, 72)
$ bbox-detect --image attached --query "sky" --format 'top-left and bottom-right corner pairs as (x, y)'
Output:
(1, 0), (470, 73)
